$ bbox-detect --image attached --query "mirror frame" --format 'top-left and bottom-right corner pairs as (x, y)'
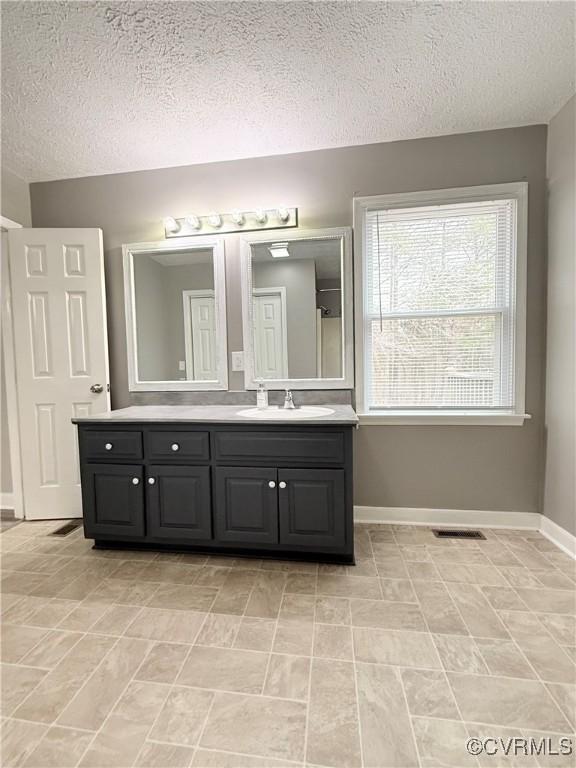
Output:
(240, 227), (354, 390)
(122, 236), (228, 392)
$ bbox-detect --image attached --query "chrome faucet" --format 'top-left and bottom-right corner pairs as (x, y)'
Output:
(283, 389), (296, 409)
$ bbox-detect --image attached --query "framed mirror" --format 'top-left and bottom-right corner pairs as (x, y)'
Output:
(123, 236), (228, 391)
(240, 227), (353, 390)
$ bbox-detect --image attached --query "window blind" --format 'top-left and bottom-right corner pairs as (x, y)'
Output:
(363, 198), (517, 411)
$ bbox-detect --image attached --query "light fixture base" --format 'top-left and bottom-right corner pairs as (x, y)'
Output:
(164, 207), (298, 238)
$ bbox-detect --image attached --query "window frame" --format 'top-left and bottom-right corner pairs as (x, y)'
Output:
(353, 182), (529, 426)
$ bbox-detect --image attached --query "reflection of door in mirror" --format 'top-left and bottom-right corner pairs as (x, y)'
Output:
(183, 291), (216, 380)
(253, 289), (288, 379)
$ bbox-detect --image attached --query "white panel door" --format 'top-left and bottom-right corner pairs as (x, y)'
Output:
(185, 293), (216, 380)
(253, 291), (288, 379)
(8, 229), (110, 520)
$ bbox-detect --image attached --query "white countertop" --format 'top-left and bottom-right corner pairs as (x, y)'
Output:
(72, 404), (358, 425)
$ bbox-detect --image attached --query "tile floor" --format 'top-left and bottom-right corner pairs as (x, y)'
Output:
(1, 521), (575, 767)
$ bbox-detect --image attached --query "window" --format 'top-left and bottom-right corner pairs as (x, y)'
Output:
(354, 184), (527, 424)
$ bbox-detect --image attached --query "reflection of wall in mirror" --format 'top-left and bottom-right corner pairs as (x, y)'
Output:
(253, 259), (317, 378)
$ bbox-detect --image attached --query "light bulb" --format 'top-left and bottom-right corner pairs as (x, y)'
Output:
(254, 208), (267, 224)
(208, 213), (222, 228)
(164, 217), (180, 234)
(231, 210), (245, 226)
(185, 215), (201, 230)
(277, 206), (290, 223)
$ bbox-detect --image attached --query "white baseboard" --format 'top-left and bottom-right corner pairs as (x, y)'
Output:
(353, 505), (575, 560)
(0, 492), (15, 510)
(539, 516), (576, 559)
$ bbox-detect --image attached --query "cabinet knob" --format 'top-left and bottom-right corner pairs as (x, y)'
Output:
(132, 477), (140, 485)
(171, 443), (180, 452)
(279, 481), (287, 489)
(148, 478), (156, 485)
(268, 481), (276, 488)
(105, 442), (113, 451)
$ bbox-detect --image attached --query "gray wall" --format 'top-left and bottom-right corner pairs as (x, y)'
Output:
(1, 167), (31, 226)
(30, 125), (548, 513)
(543, 96), (575, 535)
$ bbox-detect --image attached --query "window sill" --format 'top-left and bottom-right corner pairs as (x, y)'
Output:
(358, 412), (531, 426)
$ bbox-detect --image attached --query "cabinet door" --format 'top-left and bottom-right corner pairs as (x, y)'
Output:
(214, 467), (278, 544)
(81, 464), (144, 538)
(278, 469), (345, 548)
(147, 466), (211, 541)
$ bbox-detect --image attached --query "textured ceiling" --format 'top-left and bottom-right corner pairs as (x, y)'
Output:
(2, 1), (574, 182)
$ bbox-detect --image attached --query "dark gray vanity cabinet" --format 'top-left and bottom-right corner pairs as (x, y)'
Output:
(77, 422), (354, 563)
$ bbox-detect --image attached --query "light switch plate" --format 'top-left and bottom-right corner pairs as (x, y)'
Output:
(231, 351), (244, 371)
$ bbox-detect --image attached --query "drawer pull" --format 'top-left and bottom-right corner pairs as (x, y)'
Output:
(132, 477), (140, 485)
(279, 481), (287, 489)
(268, 481), (276, 488)
(171, 443), (180, 452)
(105, 442), (113, 451)
(148, 478), (156, 485)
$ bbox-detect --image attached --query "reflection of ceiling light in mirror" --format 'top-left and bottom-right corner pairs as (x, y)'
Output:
(269, 242), (290, 258)
(185, 215), (201, 230)
(277, 206), (290, 222)
(254, 209), (267, 224)
(164, 216), (180, 233)
(231, 210), (245, 226)
(208, 213), (222, 227)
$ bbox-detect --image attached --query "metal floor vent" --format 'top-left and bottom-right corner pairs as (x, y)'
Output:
(50, 521), (82, 537)
(432, 529), (486, 540)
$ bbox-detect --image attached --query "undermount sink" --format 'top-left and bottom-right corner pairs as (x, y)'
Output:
(237, 406), (335, 419)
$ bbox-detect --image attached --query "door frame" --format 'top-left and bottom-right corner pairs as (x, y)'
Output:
(182, 289), (215, 380)
(252, 287), (289, 380)
(1, 216), (24, 518)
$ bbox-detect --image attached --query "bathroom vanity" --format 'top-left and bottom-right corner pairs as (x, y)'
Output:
(73, 405), (357, 563)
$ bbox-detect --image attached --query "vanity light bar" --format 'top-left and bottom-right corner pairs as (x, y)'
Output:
(163, 207), (298, 238)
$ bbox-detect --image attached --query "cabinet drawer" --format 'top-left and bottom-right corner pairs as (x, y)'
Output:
(146, 431), (210, 462)
(81, 431), (143, 461)
(213, 431), (344, 465)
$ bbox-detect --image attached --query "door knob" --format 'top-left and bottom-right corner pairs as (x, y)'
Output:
(171, 443), (180, 452)
(132, 477), (140, 485)
(148, 478), (156, 485)
(268, 481), (276, 488)
(105, 443), (113, 451)
(279, 481), (287, 489)
(90, 384), (104, 394)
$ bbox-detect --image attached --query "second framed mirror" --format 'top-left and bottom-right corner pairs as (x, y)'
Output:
(240, 227), (353, 390)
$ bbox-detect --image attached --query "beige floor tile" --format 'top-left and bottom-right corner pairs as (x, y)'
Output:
(13, 633), (115, 723)
(23, 725), (94, 768)
(193, 566), (233, 588)
(413, 581), (470, 636)
(245, 573), (286, 619)
(1, 718), (48, 768)
(85, 577), (158, 606)
(210, 586), (252, 616)
(314, 596), (351, 625)
(513, 635), (576, 683)
(1, 596), (46, 624)
(501, 567), (549, 588)
(89, 604), (142, 635)
(200, 692), (306, 762)
(177, 646), (269, 694)
(0, 625), (48, 663)
(80, 680), (169, 767)
(354, 627), (441, 668)
(350, 598), (427, 631)
(447, 583), (510, 638)
(135, 741), (194, 767)
(379, 578), (417, 602)
(20, 630), (82, 669)
(356, 662), (419, 767)
(481, 586), (528, 611)
(58, 636), (150, 730)
(515, 589), (576, 615)
(196, 614), (242, 648)
(412, 716), (478, 767)
(433, 634), (489, 674)
(466, 724), (533, 767)
(306, 659), (361, 768)
(448, 672), (572, 731)
(140, 561), (202, 584)
(108, 560), (149, 580)
(537, 614), (576, 646)
(497, 610), (551, 642)
(57, 602), (109, 631)
(313, 624), (353, 660)
(316, 574), (382, 599)
(374, 557), (410, 579)
(437, 562), (508, 587)
(135, 642), (191, 683)
(1, 664), (47, 716)
(279, 594), (315, 622)
(233, 618), (276, 651)
(475, 637), (536, 679)
(147, 584), (217, 612)
(405, 561), (441, 581)
(401, 667), (460, 720)
(534, 571), (575, 590)
(22, 599), (79, 629)
(284, 573), (317, 595)
(546, 683), (576, 729)
(273, 619), (314, 656)
(125, 607), (206, 643)
(263, 654), (310, 700)
(149, 686), (214, 746)
(192, 748), (297, 767)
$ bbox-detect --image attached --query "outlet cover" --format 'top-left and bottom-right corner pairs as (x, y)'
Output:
(178, 360), (186, 371)
(231, 351), (244, 371)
